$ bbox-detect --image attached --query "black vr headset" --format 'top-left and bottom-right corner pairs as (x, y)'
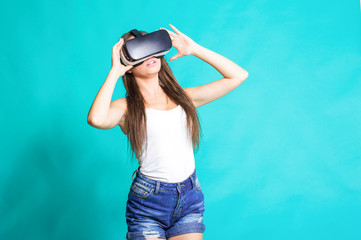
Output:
(120, 29), (172, 67)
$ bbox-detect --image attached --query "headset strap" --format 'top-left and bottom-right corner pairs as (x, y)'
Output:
(129, 29), (142, 37)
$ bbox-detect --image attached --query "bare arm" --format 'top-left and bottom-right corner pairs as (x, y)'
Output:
(185, 44), (249, 108)
(87, 37), (133, 129)
(162, 24), (249, 108)
(87, 69), (123, 129)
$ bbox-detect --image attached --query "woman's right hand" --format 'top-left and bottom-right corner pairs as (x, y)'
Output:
(111, 37), (133, 76)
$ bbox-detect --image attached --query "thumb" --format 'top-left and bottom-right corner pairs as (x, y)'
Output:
(169, 53), (182, 62)
(125, 65), (134, 71)
(124, 64), (133, 74)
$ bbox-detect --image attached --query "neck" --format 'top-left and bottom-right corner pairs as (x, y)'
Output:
(136, 74), (166, 104)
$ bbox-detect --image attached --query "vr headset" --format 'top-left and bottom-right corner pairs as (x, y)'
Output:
(120, 29), (172, 67)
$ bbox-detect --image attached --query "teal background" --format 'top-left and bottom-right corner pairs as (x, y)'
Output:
(1, 0), (361, 239)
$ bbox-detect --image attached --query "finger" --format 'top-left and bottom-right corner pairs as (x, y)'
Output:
(114, 42), (121, 50)
(115, 38), (124, 47)
(113, 44), (121, 54)
(125, 64), (133, 70)
(163, 32), (175, 40)
(161, 28), (176, 38)
(116, 38), (124, 47)
(169, 24), (182, 35)
(115, 37), (123, 44)
(113, 43), (122, 52)
(160, 27), (177, 37)
(115, 41), (125, 52)
(169, 53), (181, 62)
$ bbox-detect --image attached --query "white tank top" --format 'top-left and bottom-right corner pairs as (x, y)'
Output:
(138, 105), (196, 183)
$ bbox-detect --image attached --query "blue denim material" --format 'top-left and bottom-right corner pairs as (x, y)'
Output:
(125, 167), (206, 240)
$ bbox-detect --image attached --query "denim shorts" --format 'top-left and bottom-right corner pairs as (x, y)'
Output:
(125, 167), (206, 240)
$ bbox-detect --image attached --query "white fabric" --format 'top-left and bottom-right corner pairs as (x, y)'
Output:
(138, 105), (195, 183)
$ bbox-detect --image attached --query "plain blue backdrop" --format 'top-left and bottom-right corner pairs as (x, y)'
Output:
(1, 0), (360, 239)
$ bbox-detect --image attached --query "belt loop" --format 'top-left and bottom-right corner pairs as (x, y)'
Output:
(176, 183), (181, 193)
(154, 181), (160, 195)
(190, 175), (195, 190)
(132, 167), (139, 181)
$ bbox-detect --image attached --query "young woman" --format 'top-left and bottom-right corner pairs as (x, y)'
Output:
(87, 24), (248, 240)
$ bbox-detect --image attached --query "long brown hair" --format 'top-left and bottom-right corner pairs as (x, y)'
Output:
(120, 30), (203, 163)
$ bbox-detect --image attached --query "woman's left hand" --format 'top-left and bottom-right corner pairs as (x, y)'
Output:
(160, 24), (200, 62)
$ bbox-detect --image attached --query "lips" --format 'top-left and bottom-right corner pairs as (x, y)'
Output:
(145, 57), (157, 66)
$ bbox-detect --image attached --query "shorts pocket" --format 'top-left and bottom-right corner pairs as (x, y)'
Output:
(195, 176), (202, 191)
(130, 180), (154, 199)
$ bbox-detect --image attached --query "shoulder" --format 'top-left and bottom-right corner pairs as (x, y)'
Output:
(183, 87), (199, 108)
(183, 87), (192, 96)
(113, 97), (128, 112)
(183, 87), (195, 102)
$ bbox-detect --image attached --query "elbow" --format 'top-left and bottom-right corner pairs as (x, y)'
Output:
(234, 72), (249, 85)
(242, 71), (249, 81)
(87, 116), (101, 128)
(87, 117), (96, 127)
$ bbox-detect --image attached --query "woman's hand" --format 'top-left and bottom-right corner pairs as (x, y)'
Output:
(160, 24), (200, 62)
(111, 37), (133, 76)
